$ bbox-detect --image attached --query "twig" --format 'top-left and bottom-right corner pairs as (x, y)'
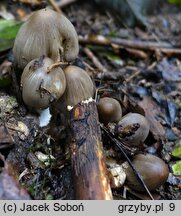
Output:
(101, 125), (154, 200)
(82, 61), (95, 72)
(79, 35), (181, 56)
(57, 0), (78, 8)
(96, 71), (125, 81)
(125, 61), (158, 83)
(48, 0), (62, 13)
(147, 61), (157, 70)
(83, 47), (107, 72)
(79, 35), (111, 46)
(79, 35), (173, 48)
(17, 0), (42, 5)
(124, 47), (148, 59)
(125, 70), (141, 83)
(155, 47), (181, 56)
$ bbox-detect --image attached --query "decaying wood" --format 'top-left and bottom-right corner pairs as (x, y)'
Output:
(69, 100), (113, 200)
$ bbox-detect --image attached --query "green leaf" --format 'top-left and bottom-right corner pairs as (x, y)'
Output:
(172, 142), (181, 158)
(98, 51), (124, 66)
(0, 74), (11, 87)
(168, 0), (181, 6)
(172, 160), (181, 175)
(0, 19), (22, 52)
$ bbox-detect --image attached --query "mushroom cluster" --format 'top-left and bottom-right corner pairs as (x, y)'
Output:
(13, 8), (169, 195)
(97, 97), (150, 147)
(97, 97), (169, 191)
(13, 8), (94, 110)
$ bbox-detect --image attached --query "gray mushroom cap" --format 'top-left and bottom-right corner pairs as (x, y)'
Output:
(60, 65), (95, 107)
(117, 113), (150, 146)
(21, 56), (66, 109)
(97, 97), (122, 124)
(13, 8), (79, 69)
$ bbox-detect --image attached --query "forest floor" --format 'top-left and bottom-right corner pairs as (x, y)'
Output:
(0, 0), (180, 200)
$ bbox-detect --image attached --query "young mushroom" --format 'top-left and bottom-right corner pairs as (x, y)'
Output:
(97, 97), (122, 125)
(56, 65), (112, 199)
(59, 65), (95, 108)
(117, 113), (150, 147)
(125, 154), (169, 191)
(13, 8), (79, 69)
(21, 56), (66, 109)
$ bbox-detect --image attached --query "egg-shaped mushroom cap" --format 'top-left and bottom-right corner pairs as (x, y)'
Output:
(21, 56), (66, 109)
(117, 113), (150, 146)
(97, 97), (122, 124)
(60, 65), (95, 107)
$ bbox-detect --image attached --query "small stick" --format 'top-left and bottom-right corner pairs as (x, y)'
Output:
(125, 61), (157, 83)
(83, 47), (107, 72)
(79, 35), (181, 56)
(147, 61), (157, 70)
(125, 47), (148, 59)
(17, 0), (42, 5)
(48, 0), (62, 13)
(125, 70), (141, 83)
(57, 0), (78, 8)
(82, 61), (95, 72)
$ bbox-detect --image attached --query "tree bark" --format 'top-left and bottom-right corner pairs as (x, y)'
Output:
(69, 100), (112, 200)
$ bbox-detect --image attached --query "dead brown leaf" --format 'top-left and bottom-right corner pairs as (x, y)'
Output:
(138, 96), (165, 141)
(0, 163), (31, 200)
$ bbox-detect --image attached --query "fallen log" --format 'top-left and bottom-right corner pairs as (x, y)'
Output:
(69, 99), (113, 200)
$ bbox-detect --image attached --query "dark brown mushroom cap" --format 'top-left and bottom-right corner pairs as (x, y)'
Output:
(21, 56), (66, 109)
(97, 97), (122, 124)
(117, 113), (150, 146)
(125, 154), (169, 191)
(60, 65), (95, 107)
(13, 8), (79, 69)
